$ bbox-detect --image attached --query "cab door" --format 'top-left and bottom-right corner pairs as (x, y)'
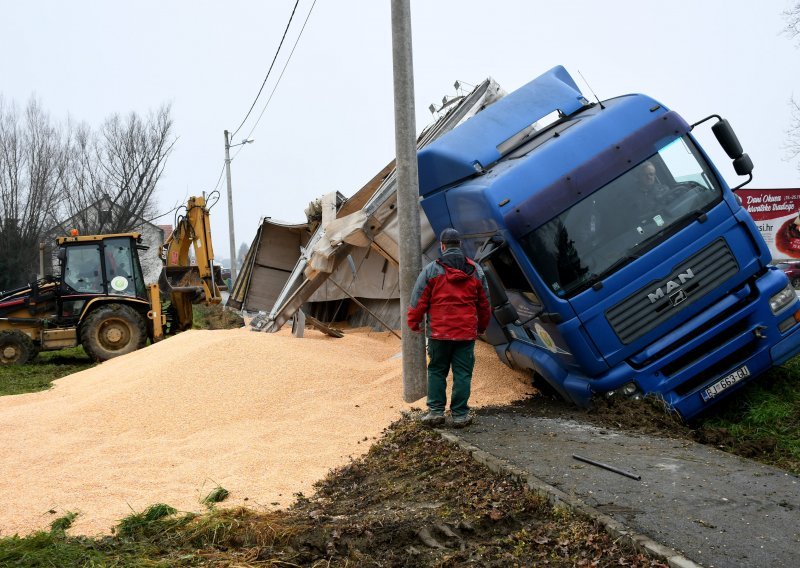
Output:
(59, 243), (104, 322)
(101, 237), (146, 299)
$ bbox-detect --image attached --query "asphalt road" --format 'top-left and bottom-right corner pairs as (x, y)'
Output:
(456, 412), (800, 568)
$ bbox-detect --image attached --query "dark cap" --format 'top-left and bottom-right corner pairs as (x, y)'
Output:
(439, 228), (461, 245)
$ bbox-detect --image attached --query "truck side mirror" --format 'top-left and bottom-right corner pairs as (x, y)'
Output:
(57, 248), (66, 263)
(711, 119), (743, 159)
(733, 153), (754, 176)
(694, 115), (754, 189)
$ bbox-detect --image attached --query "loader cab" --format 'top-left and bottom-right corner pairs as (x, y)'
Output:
(57, 234), (147, 320)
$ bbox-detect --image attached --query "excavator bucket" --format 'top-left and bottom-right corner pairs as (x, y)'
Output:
(159, 265), (224, 303)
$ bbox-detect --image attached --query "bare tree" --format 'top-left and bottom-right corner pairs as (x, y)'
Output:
(57, 104), (176, 235)
(783, 2), (800, 174)
(0, 97), (67, 290)
(789, 98), (800, 163)
(784, 4), (800, 173)
(784, 3), (800, 43)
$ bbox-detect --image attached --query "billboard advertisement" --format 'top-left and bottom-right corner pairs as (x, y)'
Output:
(739, 189), (800, 261)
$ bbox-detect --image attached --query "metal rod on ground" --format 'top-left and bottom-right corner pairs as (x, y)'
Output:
(327, 278), (402, 340)
(572, 454), (642, 481)
(391, 0), (427, 403)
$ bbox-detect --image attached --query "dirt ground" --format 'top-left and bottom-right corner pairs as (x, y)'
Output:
(247, 417), (666, 567)
(92, 417), (664, 567)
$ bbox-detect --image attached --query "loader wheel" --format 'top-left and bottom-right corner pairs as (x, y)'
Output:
(0, 330), (35, 365)
(80, 304), (147, 362)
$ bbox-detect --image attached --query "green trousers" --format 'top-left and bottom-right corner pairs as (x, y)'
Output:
(426, 339), (475, 417)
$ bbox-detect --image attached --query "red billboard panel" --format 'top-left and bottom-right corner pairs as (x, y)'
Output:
(739, 188), (800, 261)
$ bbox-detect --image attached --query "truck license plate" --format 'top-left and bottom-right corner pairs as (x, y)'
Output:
(701, 365), (750, 402)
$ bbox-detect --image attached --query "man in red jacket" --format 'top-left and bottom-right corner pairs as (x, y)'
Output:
(407, 228), (491, 428)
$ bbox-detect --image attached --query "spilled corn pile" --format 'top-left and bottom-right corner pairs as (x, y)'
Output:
(0, 327), (533, 536)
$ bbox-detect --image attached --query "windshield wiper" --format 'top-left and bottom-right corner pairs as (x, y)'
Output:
(580, 253), (641, 291)
(672, 208), (708, 227)
(600, 254), (641, 279)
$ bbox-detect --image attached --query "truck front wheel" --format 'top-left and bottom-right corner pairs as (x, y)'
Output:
(81, 304), (147, 362)
(0, 330), (35, 365)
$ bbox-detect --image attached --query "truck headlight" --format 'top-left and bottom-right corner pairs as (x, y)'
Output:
(769, 284), (796, 315)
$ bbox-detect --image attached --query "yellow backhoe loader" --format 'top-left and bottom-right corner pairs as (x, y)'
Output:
(0, 194), (224, 364)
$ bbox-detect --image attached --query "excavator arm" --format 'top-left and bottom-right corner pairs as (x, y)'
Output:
(158, 195), (223, 333)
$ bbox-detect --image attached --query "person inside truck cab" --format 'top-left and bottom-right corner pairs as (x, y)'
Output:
(630, 160), (671, 226)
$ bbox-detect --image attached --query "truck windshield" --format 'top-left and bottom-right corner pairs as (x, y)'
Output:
(520, 136), (723, 297)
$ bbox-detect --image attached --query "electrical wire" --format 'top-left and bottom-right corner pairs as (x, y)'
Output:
(144, 201), (185, 224)
(230, 0), (302, 139)
(213, 1), (317, 196)
(205, 189), (221, 210)
(237, 0), (318, 151)
(211, 162), (227, 193)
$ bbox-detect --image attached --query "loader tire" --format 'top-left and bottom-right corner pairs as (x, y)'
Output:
(0, 330), (35, 365)
(81, 304), (147, 362)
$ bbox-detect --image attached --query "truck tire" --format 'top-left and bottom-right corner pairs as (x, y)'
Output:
(792, 277), (800, 289)
(80, 304), (147, 362)
(0, 330), (35, 365)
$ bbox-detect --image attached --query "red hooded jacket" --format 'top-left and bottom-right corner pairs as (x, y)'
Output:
(407, 247), (491, 340)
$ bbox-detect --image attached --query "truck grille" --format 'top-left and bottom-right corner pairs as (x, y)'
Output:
(606, 238), (739, 344)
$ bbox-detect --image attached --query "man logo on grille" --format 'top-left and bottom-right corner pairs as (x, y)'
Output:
(669, 289), (688, 307)
(647, 268), (695, 304)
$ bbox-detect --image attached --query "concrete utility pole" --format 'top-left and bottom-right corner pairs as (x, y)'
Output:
(223, 130), (238, 284)
(223, 131), (254, 283)
(391, 0), (427, 403)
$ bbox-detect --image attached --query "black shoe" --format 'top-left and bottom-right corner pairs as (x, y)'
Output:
(420, 411), (445, 427)
(451, 414), (473, 428)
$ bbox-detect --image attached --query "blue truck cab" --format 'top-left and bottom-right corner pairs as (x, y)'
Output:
(417, 66), (800, 419)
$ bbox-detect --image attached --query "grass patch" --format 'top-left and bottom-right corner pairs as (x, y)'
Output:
(116, 503), (180, 540)
(0, 346), (94, 397)
(201, 486), (229, 506)
(192, 303), (244, 330)
(0, 531), (111, 567)
(697, 358), (800, 474)
(49, 512), (78, 534)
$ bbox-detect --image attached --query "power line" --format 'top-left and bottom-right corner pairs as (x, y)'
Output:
(211, 162), (226, 192)
(230, 0), (302, 139)
(238, 0), (318, 148)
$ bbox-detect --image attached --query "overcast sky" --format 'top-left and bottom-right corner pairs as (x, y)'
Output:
(2, 1), (799, 261)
